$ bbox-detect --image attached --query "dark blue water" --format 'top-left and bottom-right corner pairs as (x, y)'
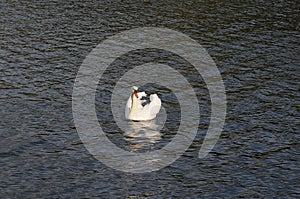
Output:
(1, 1), (299, 198)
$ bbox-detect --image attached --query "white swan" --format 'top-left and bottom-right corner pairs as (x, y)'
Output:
(125, 86), (161, 121)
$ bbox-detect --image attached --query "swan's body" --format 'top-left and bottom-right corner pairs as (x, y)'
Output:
(125, 86), (161, 121)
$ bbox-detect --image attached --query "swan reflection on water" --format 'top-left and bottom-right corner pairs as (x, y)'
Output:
(124, 107), (167, 152)
(124, 120), (161, 151)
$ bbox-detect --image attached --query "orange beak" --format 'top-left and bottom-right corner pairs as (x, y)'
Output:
(134, 91), (138, 98)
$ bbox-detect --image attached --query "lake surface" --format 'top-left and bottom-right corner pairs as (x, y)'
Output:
(1, 1), (299, 198)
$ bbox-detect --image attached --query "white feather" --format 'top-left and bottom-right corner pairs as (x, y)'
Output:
(125, 87), (161, 121)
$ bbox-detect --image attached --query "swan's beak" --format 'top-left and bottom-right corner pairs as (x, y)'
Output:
(134, 91), (139, 98)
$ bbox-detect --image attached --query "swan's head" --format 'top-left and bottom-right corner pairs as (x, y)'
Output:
(132, 86), (139, 98)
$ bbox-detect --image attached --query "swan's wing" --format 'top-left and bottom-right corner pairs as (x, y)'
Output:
(148, 94), (161, 116)
(125, 96), (132, 119)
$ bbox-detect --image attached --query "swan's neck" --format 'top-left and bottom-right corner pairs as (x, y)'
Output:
(129, 94), (141, 118)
